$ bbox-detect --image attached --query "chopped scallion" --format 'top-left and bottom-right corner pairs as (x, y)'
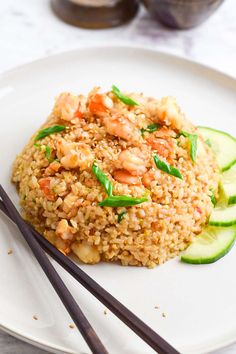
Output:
(112, 85), (138, 106)
(141, 123), (160, 136)
(92, 162), (113, 196)
(153, 154), (183, 179)
(210, 189), (216, 206)
(34, 143), (41, 149)
(45, 146), (53, 162)
(35, 125), (66, 141)
(117, 211), (127, 223)
(99, 196), (148, 207)
(178, 130), (198, 162)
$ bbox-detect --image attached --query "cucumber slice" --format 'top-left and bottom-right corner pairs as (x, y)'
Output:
(198, 126), (236, 172)
(209, 204), (236, 226)
(221, 164), (236, 205)
(181, 227), (236, 264)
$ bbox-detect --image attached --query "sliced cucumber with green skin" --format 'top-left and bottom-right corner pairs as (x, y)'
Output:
(181, 227), (236, 264)
(221, 164), (236, 204)
(198, 126), (236, 172)
(209, 204), (236, 226)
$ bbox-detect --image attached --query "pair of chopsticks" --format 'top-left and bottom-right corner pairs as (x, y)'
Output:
(0, 185), (180, 354)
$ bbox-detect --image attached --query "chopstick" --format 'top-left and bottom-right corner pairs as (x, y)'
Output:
(0, 185), (108, 354)
(0, 190), (180, 354)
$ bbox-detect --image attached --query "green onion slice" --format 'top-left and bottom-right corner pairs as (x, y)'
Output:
(35, 125), (66, 141)
(154, 154), (183, 179)
(112, 85), (138, 106)
(92, 162), (113, 197)
(210, 189), (216, 207)
(178, 131), (198, 162)
(141, 123), (160, 136)
(45, 146), (53, 162)
(117, 211), (127, 223)
(98, 196), (148, 207)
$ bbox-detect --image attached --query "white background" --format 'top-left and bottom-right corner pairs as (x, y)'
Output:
(0, 0), (236, 353)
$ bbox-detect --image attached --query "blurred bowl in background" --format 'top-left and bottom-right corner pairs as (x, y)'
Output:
(51, 0), (139, 29)
(142, 0), (225, 29)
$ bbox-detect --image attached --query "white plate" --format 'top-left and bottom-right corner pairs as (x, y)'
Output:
(1, 46), (236, 354)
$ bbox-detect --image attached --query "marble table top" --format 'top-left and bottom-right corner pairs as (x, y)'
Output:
(1, 0), (236, 353)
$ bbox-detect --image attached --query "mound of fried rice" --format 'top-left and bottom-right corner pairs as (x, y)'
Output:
(12, 87), (219, 268)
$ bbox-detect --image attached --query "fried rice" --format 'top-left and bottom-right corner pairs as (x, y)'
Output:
(12, 87), (219, 268)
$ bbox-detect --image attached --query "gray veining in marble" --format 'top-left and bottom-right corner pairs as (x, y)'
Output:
(0, 0), (236, 353)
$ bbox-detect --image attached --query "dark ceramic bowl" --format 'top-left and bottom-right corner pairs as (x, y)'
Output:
(142, 0), (225, 29)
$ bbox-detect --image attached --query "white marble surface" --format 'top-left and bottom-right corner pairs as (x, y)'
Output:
(1, 0), (236, 353)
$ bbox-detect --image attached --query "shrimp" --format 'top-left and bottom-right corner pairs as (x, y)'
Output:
(56, 219), (74, 241)
(45, 161), (61, 176)
(142, 170), (156, 188)
(103, 114), (140, 141)
(61, 148), (93, 170)
(38, 178), (55, 201)
(156, 96), (185, 130)
(116, 148), (147, 176)
(147, 137), (173, 159)
(60, 152), (81, 169)
(57, 140), (94, 170)
(89, 93), (113, 115)
(53, 92), (83, 122)
(113, 170), (141, 185)
(56, 140), (74, 158)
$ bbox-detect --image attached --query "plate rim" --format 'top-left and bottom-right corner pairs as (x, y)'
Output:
(0, 323), (75, 354)
(1, 43), (236, 83)
(1, 44), (236, 354)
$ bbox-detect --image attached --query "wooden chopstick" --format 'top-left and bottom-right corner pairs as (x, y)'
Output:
(0, 185), (108, 354)
(0, 195), (180, 354)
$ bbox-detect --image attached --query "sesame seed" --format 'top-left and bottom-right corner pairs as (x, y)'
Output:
(33, 315), (38, 320)
(154, 305), (160, 309)
(69, 324), (75, 329)
(104, 309), (107, 315)
(162, 312), (166, 318)
(7, 249), (13, 255)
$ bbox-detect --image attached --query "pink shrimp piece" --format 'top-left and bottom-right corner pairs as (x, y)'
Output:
(113, 170), (141, 185)
(89, 93), (113, 115)
(53, 92), (82, 122)
(116, 148), (147, 176)
(57, 140), (94, 170)
(38, 178), (55, 201)
(147, 137), (174, 160)
(142, 170), (156, 188)
(45, 161), (61, 176)
(56, 219), (74, 241)
(103, 114), (140, 141)
(156, 96), (186, 130)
